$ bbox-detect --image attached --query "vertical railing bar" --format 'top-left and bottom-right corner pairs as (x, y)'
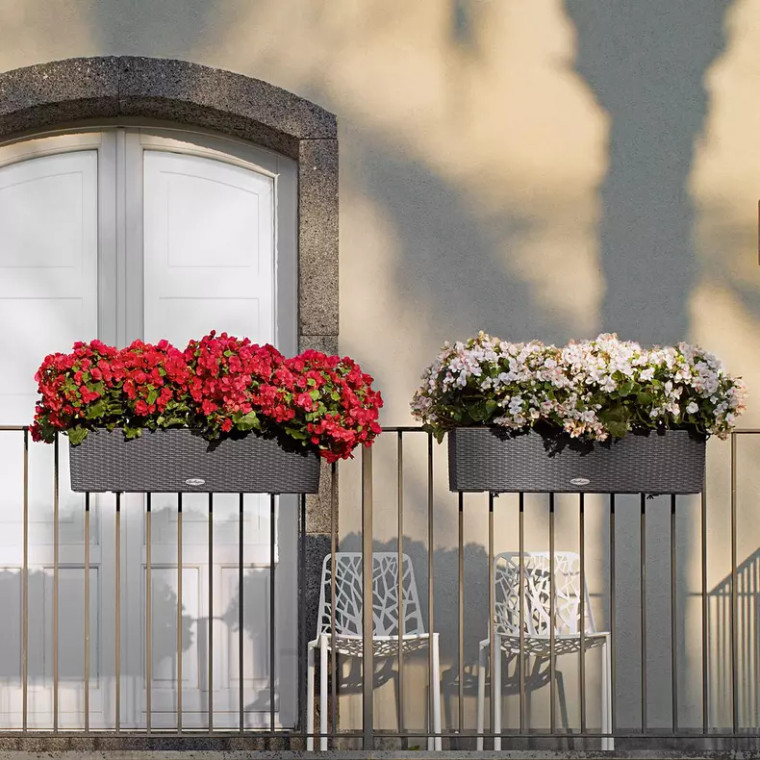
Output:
(397, 432), (405, 740)
(146, 494), (152, 733)
(270, 493), (276, 734)
(747, 544), (760, 725)
(579, 493), (586, 734)
(53, 435), (59, 733)
(748, 557), (753, 736)
(671, 493), (678, 734)
(731, 432), (739, 734)
(640, 493), (647, 734)
(84, 493), (90, 733)
(238, 494), (244, 734)
(427, 434), (435, 748)
(519, 492), (526, 734)
(701, 477), (708, 735)
(610, 494), (616, 737)
(549, 493), (556, 734)
(330, 461), (338, 747)
(488, 492), (495, 747)
(22, 428), (28, 733)
(208, 493), (214, 733)
(177, 493), (183, 734)
(754, 552), (758, 729)
(458, 491), (464, 738)
(362, 447), (374, 750)
(299, 493), (307, 734)
(115, 492), (121, 732)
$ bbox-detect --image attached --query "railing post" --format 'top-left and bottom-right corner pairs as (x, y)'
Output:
(22, 428), (28, 733)
(270, 493), (276, 733)
(427, 433), (436, 750)
(330, 462), (339, 747)
(362, 446), (374, 750)
(238, 494), (245, 734)
(731, 432), (739, 733)
(397, 433), (405, 742)
(53, 435), (59, 733)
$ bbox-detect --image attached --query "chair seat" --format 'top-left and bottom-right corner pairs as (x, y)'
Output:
(312, 632), (432, 657)
(492, 631), (609, 656)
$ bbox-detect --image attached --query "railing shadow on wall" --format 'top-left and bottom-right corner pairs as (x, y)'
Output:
(710, 548), (760, 732)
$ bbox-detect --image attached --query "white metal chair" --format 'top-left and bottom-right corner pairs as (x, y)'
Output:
(476, 551), (612, 751)
(307, 552), (442, 750)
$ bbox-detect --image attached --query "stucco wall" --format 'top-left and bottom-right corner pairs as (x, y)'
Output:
(2, 0), (759, 743)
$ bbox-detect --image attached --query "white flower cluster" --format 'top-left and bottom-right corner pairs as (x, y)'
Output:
(411, 332), (746, 441)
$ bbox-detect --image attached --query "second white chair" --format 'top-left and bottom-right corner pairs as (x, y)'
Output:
(476, 551), (613, 751)
(307, 552), (442, 750)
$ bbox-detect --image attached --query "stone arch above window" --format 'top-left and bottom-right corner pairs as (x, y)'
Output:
(0, 56), (338, 346)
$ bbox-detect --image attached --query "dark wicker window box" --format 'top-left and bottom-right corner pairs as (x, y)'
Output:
(448, 427), (705, 494)
(69, 428), (321, 493)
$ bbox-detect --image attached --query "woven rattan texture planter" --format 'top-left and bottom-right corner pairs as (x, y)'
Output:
(448, 427), (705, 494)
(69, 428), (321, 493)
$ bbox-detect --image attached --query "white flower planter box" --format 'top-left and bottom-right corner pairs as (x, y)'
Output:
(448, 427), (705, 494)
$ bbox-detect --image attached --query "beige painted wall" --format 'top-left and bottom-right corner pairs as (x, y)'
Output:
(2, 0), (760, 742)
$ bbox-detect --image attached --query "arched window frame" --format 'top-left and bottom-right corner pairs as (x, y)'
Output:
(0, 56), (339, 355)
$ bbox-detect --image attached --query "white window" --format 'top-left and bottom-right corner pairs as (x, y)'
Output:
(0, 127), (299, 729)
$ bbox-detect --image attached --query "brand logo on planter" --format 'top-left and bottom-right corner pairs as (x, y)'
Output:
(185, 478), (206, 486)
(570, 477), (591, 486)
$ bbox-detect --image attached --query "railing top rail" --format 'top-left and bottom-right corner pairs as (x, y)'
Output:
(6, 424), (760, 435)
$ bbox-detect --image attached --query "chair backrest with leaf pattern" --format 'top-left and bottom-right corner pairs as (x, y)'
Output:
(317, 552), (426, 637)
(493, 551), (597, 638)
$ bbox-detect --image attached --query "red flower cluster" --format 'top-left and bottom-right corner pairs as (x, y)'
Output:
(31, 333), (383, 461)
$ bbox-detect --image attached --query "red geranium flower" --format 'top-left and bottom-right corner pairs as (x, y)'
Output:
(31, 332), (383, 459)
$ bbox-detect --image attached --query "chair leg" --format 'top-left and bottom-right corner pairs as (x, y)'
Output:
(493, 636), (502, 751)
(319, 635), (329, 751)
(393, 667), (402, 749)
(602, 636), (614, 751)
(526, 656), (535, 735)
(426, 679), (434, 752)
(307, 642), (316, 751)
(476, 640), (487, 751)
(431, 634), (442, 751)
(556, 661), (570, 750)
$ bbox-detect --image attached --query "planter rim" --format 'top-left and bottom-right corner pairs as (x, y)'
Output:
(447, 425), (706, 439)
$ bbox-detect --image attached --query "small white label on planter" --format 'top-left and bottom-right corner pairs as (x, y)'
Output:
(185, 478), (206, 486)
(570, 477), (591, 486)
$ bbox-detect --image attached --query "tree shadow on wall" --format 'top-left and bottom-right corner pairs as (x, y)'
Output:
(355, 143), (560, 346)
(564, 0), (732, 345)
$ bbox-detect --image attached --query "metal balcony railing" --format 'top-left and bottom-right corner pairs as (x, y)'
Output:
(0, 425), (759, 756)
